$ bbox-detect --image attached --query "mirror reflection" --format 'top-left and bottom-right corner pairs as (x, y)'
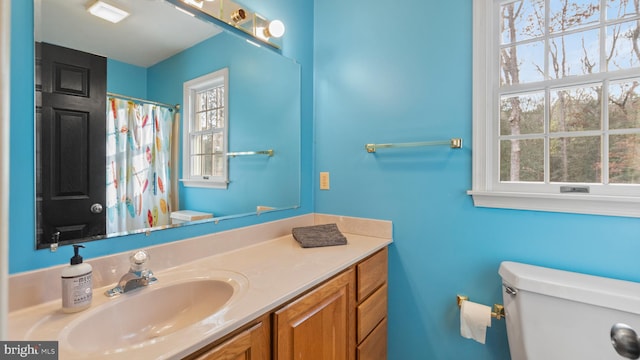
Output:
(34, 0), (301, 249)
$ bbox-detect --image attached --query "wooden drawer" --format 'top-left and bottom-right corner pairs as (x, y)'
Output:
(357, 248), (388, 302)
(357, 318), (387, 360)
(357, 284), (387, 343)
(189, 317), (270, 360)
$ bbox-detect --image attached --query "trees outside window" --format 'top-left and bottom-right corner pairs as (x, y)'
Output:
(470, 0), (640, 217)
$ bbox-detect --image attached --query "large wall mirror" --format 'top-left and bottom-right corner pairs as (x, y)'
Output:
(34, 0), (301, 249)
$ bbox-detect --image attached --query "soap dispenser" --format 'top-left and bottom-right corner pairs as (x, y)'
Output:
(61, 245), (93, 313)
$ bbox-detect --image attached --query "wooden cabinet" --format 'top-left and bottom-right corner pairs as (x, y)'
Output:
(185, 315), (270, 360)
(357, 248), (387, 302)
(356, 248), (388, 359)
(273, 268), (356, 360)
(357, 318), (387, 360)
(185, 247), (388, 360)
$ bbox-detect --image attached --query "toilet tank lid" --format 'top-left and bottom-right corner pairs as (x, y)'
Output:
(499, 261), (640, 315)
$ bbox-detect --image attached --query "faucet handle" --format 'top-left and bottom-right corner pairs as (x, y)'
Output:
(130, 250), (150, 272)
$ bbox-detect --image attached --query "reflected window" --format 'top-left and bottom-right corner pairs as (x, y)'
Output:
(182, 68), (229, 188)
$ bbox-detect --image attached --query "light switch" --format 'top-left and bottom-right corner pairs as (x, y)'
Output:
(320, 172), (330, 190)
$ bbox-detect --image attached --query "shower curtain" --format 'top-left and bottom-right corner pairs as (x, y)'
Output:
(106, 98), (174, 234)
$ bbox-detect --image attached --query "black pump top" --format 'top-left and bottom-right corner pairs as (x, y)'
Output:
(70, 245), (85, 265)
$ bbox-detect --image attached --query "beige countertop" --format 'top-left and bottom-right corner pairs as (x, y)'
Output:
(8, 214), (392, 359)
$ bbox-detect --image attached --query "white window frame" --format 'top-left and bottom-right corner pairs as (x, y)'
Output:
(181, 68), (229, 189)
(468, 0), (640, 218)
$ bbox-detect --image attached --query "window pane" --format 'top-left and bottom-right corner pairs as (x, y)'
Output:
(202, 134), (213, 154)
(191, 134), (202, 155)
(500, 0), (545, 44)
(196, 91), (207, 111)
(218, 87), (225, 107)
(208, 110), (218, 129)
(191, 155), (202, 176)
(217, 108), (225, 128)
(206, 88), (218, 109)
(609, 78), (640, 129)
(550, 136), (601, 182)
(606, 20), (640, 72)
(607, 0), (640, 20)
(548, 29), (600, 78)
(195, 111), (207, 131)
(500, 40), (545, 85)
(212, 132), (224, 153)
(550, 85), (602, 132)
(500, 92), (545, 135)
(549, 0), (600, 34)
(213, 155), (225, 176)
(205, 109), (224, 129)
(203, 155), (213, 176)
(609, 133), (640, 183)
(500, 138), (544, 182)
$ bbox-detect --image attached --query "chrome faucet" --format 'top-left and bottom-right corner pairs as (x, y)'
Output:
(105, 250), (158, 297)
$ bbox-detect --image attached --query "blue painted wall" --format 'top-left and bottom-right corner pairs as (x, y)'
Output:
(313, 0), (640, 359)
(146, 32), (300, 216)
(8, 0), (313, 273)
(13, 0), (640, 358)
(106, 59), (147, 99)
(108, 34), (300, 217)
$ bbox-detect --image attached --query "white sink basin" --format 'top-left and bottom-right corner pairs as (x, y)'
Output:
(55, 271), (248, 355)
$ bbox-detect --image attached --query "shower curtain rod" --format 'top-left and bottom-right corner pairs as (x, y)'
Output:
(107, 92), (180, 111)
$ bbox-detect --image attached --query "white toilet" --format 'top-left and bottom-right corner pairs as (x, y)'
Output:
(499, 261), (640, 360)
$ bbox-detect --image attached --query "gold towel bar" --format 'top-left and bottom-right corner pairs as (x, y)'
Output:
(365, 138), (462, 153)
(227, 149), (274, 157)
(457, 295), (505, 320)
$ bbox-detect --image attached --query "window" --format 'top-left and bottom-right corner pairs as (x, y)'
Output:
(470, 0), (640, 217)
(181, 68), (229, 189)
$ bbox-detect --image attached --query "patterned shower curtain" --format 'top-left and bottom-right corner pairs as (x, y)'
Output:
(106, 98), (173, 234)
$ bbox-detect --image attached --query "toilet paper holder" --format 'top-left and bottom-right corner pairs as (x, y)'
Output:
(457, 295), (505, 320)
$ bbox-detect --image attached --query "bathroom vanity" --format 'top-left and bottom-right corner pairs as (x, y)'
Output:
(186, 247), (388, 360)
(8, 214), (392, 359)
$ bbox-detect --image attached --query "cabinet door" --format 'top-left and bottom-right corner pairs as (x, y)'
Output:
(274, 268), (356, 360)
(191, 320), (269, 360)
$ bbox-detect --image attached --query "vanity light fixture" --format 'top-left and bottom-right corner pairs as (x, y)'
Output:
(179, 0), (285, 47)
(230, 9), (247, 23)
(264, 20), (285, 38)
(86, 0), (130, 24)
(183, 0), (204, 9)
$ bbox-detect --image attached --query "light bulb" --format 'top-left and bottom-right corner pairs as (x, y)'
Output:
(264, 20), (285, 38)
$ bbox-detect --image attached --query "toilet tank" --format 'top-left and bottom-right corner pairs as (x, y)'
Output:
(499, 261), (640, 360)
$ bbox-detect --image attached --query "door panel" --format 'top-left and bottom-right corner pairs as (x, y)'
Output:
(37, 42), (106, 247)
(274, 269), (356, 360)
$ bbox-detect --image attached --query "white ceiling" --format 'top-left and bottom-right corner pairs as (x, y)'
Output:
(35, 0), (223, 67)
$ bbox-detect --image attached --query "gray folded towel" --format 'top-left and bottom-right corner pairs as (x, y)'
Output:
(292, 223), (347, 248)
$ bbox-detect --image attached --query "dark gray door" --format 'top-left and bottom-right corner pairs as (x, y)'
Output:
(36, 42), (106, 248)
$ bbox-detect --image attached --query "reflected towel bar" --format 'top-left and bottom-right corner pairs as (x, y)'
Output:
(227, 149), (274, 158)
(457, 295), (505, 320)
(365, 138), (462, 153)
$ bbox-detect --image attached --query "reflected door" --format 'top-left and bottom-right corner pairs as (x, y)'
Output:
(37, 42), (107, 247)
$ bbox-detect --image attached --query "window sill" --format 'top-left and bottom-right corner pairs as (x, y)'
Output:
(180, 179), (228, 189)
(467, 190), (640, 218)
